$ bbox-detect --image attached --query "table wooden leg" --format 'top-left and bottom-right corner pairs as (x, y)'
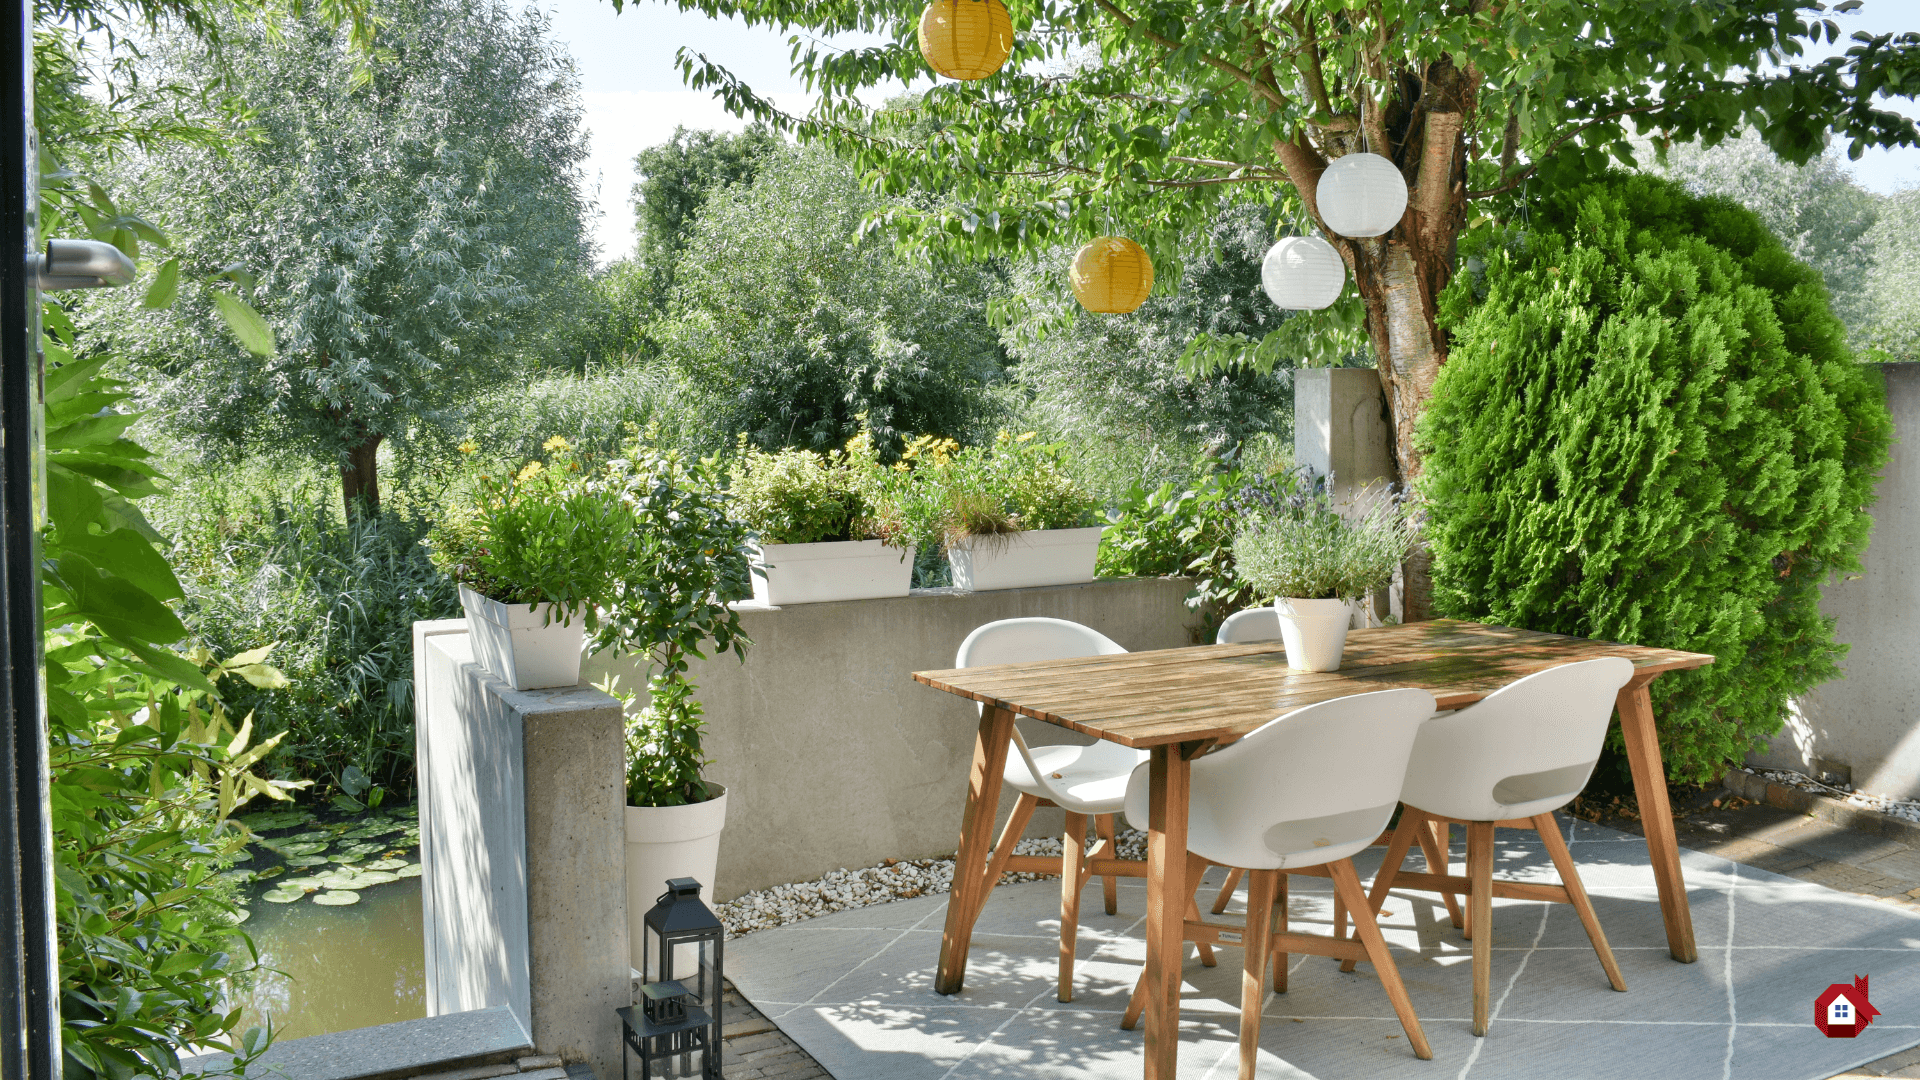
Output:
(1143, 744), (1192, 1080)
(1059, 811), (1088, 1002)
(1616, 676), (1698, 964)
(936, 705), (1016, 995)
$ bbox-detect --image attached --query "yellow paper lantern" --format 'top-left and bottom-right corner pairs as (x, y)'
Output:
(918, 0), (1013, 81)
(1069, 236), (1154, 314)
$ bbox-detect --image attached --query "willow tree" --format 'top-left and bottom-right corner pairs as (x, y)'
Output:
(637, 0), (1920, 614)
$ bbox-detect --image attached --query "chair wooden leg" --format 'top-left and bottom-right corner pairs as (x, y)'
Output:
(1211, 867), (1244, 914)
(1122, 966), (1148, 1031)
(1416, 815), (1466, 930)
(1059, 811), (1089, 1002)
(1096, 813), (1120, 916)
(1468, 821), (1494, 1036)
(1331, 892), (1347, 964)
(977, 793), (1040, 925)
(1273, 873), (1289, 992)
(1535, 812), (1626, 992)
(1330, 860), (1431, 1059)
(1238, 869), (1279, 1080)
(1187, 852), (1216, 967)
(1343, 810), (1421, 973)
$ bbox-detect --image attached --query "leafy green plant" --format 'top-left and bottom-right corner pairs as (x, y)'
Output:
(906, 431), (1099, 550)
(1419, 170), (1893, 784)
(42, 312), (305, 1080)
(429, 438), (634, 625)
(592, 431), (754, 807)
(725, 440), (886, 546)
(1232, 478), (1418, 602)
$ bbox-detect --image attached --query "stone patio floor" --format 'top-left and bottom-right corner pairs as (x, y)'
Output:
(714, 790), (1920, 1080)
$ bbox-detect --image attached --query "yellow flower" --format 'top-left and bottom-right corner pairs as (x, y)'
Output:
(542, 435), (572, 453)
(457, 440), (479, 455)
(516, 461), (545, 482)
(1016, 431), (1037, 443)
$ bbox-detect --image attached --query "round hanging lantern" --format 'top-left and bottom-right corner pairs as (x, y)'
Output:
(1316, 152), (1408, 238)
(1070, 236), (1154, 314)
(918, 0), (1013, 81)
(1260, 236), (1346, 310)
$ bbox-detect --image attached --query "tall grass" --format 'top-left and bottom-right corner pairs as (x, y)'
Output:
(463, 360), (720, 467)
(153, 465), (457, 797)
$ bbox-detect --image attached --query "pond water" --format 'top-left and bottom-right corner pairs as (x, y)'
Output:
(233, 874), (427, 1040)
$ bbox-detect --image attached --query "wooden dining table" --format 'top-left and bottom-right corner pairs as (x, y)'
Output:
(913, 619), (1715, 1080)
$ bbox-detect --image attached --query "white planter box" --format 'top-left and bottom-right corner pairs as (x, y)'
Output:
(749, 540), (915, 605)
(626, 785), (729, 977)
(947, 525), (1107, 592)
(458, 584), (585, 690)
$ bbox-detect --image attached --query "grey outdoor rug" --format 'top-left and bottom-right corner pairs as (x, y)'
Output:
(724, 818), (1920, 1080)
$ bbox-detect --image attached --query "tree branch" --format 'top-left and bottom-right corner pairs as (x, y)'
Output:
(1092, 0), (1290, 112)
(1466, 97), (1684, 198)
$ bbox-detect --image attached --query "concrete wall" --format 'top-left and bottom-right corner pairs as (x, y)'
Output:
(583, 576), (1197, 901)
(1752, 362), (1920, 797)
(414, 623), (630, 1080)
(1294, 366), (1396, 624)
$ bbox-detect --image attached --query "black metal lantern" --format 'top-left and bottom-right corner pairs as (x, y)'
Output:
(619, 877), (724, 1080)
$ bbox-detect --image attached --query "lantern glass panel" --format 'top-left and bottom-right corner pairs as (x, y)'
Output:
(636, 878), (725, 1079)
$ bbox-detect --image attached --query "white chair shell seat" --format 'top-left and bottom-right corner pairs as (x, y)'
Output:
(1006, 740), (1143, 814)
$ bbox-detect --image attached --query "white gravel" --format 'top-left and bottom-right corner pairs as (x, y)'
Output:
(715, 829), (1150, 939)
(1754, 768), (1920, 825)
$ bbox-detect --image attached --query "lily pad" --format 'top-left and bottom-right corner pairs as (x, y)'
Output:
(253, 866), (286, 881)
(226, 908), (251, 925)
(241, 809), (311, 831)
(347, 822), (405, 840)
(283, 876), (327, 890)
(352, 870), (400, 887)
(364, 859), (407, 871)
(317, 873), (370, 891)
(261, 888), (304, 904)
(287, 831), (333, 843)
(396, 864), (422, 879)
(286, 855), (331, 867)
(312, 891), (360, 906)
(278, 841), (328, 857)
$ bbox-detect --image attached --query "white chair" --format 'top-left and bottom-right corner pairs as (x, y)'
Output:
(1357, 657), (1635, 1037)
(1204, 608), (1461, 930)
(953, 617), (1150, 1002)
(1118, 687), (1439, 1074)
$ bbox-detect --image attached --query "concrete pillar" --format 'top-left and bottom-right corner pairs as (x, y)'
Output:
(1293, 367), (1398, 623)
(415, 621), (630, 1080)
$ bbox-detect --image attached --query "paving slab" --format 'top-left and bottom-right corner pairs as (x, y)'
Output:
(182, 1006), (532, 1080)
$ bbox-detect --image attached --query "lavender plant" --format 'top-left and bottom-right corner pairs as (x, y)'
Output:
(1232, 473), (1418, 602)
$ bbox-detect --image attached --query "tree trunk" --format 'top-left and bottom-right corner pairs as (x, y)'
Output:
(341, 432), (383, 520)
(1278, 60), (1472, 622)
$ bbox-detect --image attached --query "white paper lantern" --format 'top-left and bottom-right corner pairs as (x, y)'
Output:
(1261, 236), (1346, 310)
(1317, 152), (1408, 238)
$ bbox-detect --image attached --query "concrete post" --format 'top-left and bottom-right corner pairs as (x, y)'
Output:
(1293, 367), (1398, 623)
(415, 622), (630, 1080)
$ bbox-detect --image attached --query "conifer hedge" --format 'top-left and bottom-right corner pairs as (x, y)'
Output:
(1419, 171), (1893, 784)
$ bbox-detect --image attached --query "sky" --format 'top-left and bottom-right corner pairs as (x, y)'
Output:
(543, 0), (1920, 266)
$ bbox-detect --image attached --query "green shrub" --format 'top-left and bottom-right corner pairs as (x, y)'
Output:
(158, 472), (459, 796)
(461, 361), (716, 468)
(725, 442), (883, 545)
(1420, 170), (1892, 784)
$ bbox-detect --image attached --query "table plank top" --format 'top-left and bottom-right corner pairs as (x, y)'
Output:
(912, 618), (1714, 748)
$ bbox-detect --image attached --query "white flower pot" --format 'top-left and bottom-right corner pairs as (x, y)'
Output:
(946, 525), (1107, 591)
(1273, 598), (1353, 672)
(748, 540), (915, 605)
(458, 584), (585, 690)
(626, 785), (729, 977)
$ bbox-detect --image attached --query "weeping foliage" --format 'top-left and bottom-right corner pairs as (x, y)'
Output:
(1420, 171), (1892, 784)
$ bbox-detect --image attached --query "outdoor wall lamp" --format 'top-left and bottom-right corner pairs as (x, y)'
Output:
(29, 238), (136, 292)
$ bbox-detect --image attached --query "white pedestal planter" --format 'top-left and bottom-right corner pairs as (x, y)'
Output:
(625, 786), (729, 976)
(458, 585), (585, 690)
(749, 540), (915, 605)
(1273, 597), (1354, 672)
(946, 525), (1107, 591)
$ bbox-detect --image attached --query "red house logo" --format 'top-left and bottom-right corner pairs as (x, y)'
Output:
(1816, 976), (1880, 1038)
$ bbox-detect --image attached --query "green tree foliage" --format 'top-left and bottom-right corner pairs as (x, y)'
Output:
(654, 0), (1920, 555)
(98, 0), (592, 516)
(1650, 131), (1882, 346)
(999, 204), (1302, 497)
(1862, 187), (1920, 360)
(657, 145), (1006, 454)
(633, 124), (781, 276)
(1419, 171), (1893, 783)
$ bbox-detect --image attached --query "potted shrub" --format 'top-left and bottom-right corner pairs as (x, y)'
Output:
(727, 440), (914, 605)
(1231, 474), (1417, 671)
(591, 432), (754, 971)
(429, 438), (632, 690)
(932, 433), (1105, 591)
